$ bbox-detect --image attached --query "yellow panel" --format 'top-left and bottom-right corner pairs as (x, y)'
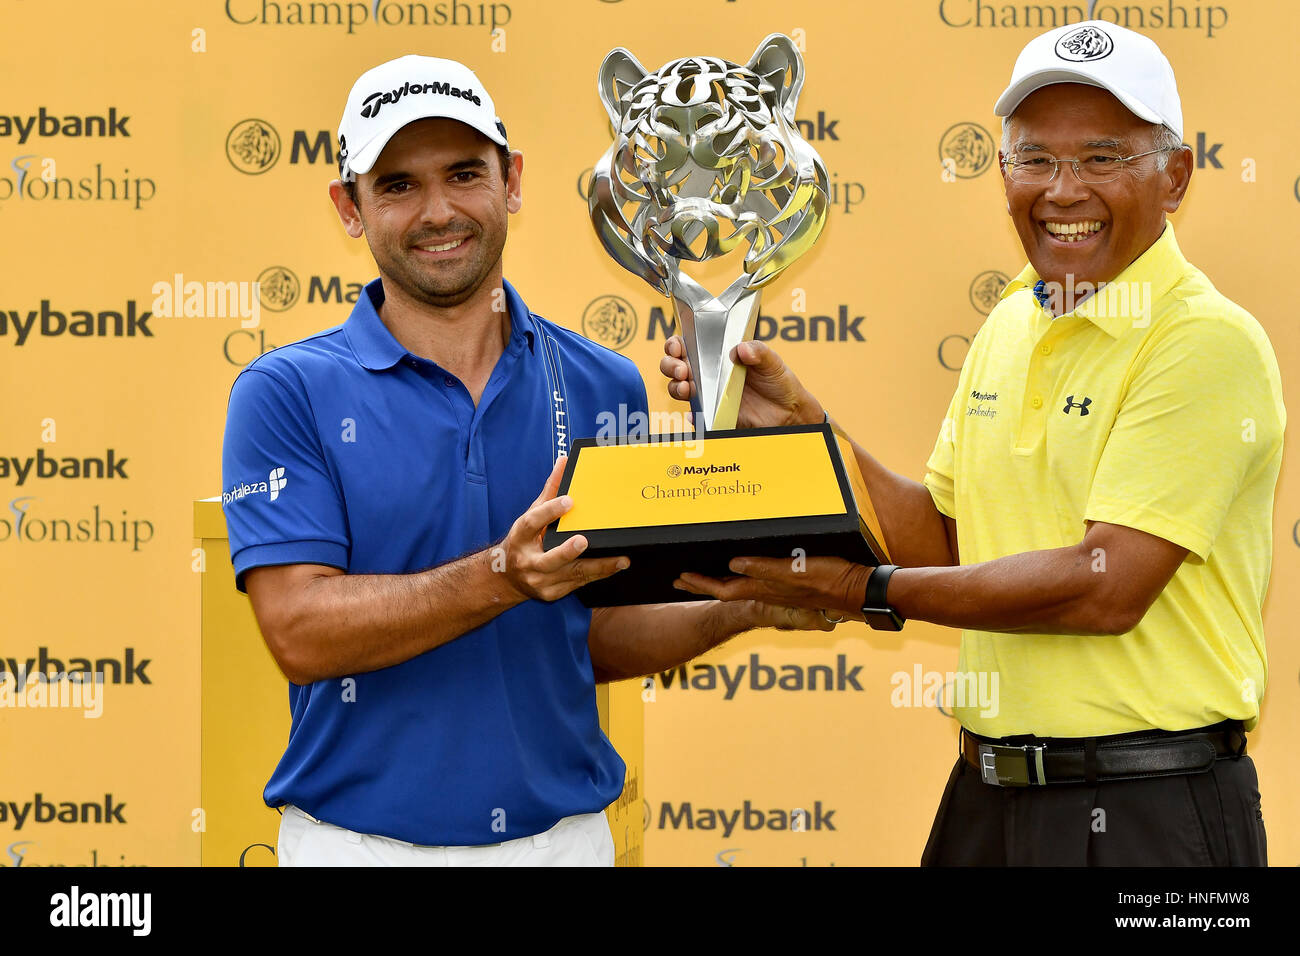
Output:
(198, 517), (290, 867)
(834, 433), (891, 562)
(603, 679), (645, 867)
(558, 431), (846, 531)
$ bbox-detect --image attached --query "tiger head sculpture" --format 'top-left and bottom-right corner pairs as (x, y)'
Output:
(588, 34), (829, 300)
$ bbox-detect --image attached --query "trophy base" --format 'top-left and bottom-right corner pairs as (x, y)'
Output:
(541, 424), (889, 607)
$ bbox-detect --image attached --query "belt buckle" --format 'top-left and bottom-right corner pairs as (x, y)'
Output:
(977, 742), (1047, 787)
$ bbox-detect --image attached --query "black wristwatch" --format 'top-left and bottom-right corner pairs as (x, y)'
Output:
(862, 564), (905, 631)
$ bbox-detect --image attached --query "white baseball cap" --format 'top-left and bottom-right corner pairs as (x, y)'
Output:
(337, 54), (507, 181)
(994, 21), (1183, 140)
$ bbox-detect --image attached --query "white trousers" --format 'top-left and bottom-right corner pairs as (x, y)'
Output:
(276, 804), (615, 867)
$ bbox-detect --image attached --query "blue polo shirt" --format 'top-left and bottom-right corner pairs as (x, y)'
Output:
(220, 277), (648, 846)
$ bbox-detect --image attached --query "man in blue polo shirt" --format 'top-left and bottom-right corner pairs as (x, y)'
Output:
(221, 55), (826, 866)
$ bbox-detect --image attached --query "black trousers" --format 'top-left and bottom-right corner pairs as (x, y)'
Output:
(921, 750), (1268, 866)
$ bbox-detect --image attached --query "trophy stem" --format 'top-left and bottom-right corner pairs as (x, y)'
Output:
(670, 285), (762, 434)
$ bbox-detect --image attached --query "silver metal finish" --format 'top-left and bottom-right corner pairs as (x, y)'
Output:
(589, 34), (829, 431)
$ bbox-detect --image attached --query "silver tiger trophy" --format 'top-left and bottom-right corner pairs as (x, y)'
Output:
(544, 35), (889, 606)
(590, 33), (827, 431)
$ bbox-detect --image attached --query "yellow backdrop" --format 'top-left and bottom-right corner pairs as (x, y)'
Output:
(0, 0), (1293, 867)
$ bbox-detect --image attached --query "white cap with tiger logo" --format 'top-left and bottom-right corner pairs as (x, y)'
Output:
(994, 20), (1183, 140)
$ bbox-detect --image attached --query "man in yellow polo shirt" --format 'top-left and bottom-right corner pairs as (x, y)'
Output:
(663, 21), (1284, 865)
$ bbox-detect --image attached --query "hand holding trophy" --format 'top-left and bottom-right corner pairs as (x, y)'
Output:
(544, 35), (889, 606)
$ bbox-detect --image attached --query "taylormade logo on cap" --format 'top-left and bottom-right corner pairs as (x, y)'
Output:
(337, 54), (507, 180)
(359, 80), (483, 120)
(994, 20), (1183, 140)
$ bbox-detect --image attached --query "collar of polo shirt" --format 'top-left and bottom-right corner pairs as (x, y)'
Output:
(999, 222), (1186, 337)
(342, 278), (537, 371)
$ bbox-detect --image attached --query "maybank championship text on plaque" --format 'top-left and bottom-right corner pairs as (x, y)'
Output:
(560, 432), (843, 530)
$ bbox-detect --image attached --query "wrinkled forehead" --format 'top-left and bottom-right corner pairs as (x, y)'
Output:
(1002, 84), (1156, 149)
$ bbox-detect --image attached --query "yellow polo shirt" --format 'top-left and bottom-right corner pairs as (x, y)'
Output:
(924, 224), (1285, 737)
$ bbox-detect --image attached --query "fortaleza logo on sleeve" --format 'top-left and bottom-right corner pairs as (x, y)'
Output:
(223, 467), (288, 505)
(359, 80), (481, 119)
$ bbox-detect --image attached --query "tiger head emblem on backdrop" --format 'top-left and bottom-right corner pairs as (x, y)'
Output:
(588, 34), (829, 300)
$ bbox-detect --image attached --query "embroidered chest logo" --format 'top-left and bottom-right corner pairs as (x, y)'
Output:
(967, 388), (999, 420)
(1063, 395), (1093, 416)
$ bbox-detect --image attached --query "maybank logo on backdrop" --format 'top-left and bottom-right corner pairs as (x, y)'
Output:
(1, 499), (153, 550)
(224, 0), (510, 32)
(0, 107), (130, 143)
(257, 266), (300, 311)
(657, 800), (838, 835)
(582, 296), (636, 352)
(654, 653), (863, 700)
(226, 119), (280, 175)
(223, 467), (288, 505)
(0, 647), (152, 685)
(0, 449), (128, 486)
(0, 300), (153, 345)
(970, 270), (1010, 315)
(0, 107), (152, 209)
(0, 795), (127, 830)
(225, 123), (337, 173)
(937, 0), (1229, 36)
(645, 303), (867, 343)
(940, 122), (996, 179)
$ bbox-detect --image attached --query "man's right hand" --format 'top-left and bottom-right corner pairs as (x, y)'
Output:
(499, 457), (630, 602)
(659, 336), (825, 429)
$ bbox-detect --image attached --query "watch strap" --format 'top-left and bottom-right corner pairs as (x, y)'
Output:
(862, 564), (904, 631)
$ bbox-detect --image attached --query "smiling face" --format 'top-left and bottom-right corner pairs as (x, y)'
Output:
(331, 117), (521, 310)
(1000, 83), (1191, 295)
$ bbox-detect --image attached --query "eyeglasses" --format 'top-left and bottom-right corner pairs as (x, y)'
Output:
(1002, 147), (1179, 185)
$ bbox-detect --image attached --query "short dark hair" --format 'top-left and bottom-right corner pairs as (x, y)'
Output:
(342, 143), (512, 207)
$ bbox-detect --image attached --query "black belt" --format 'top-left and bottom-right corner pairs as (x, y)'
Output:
(961, 720), (1248, 787)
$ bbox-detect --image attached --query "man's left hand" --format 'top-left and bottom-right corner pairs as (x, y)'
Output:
(748, 600), (840, 632)
(675, 557), (871, 622)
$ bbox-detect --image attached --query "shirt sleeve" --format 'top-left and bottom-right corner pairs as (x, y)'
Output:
(221, 366), (350, 591)
(923, 382), (964, 520)
(1085, 312), (1284, 561)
